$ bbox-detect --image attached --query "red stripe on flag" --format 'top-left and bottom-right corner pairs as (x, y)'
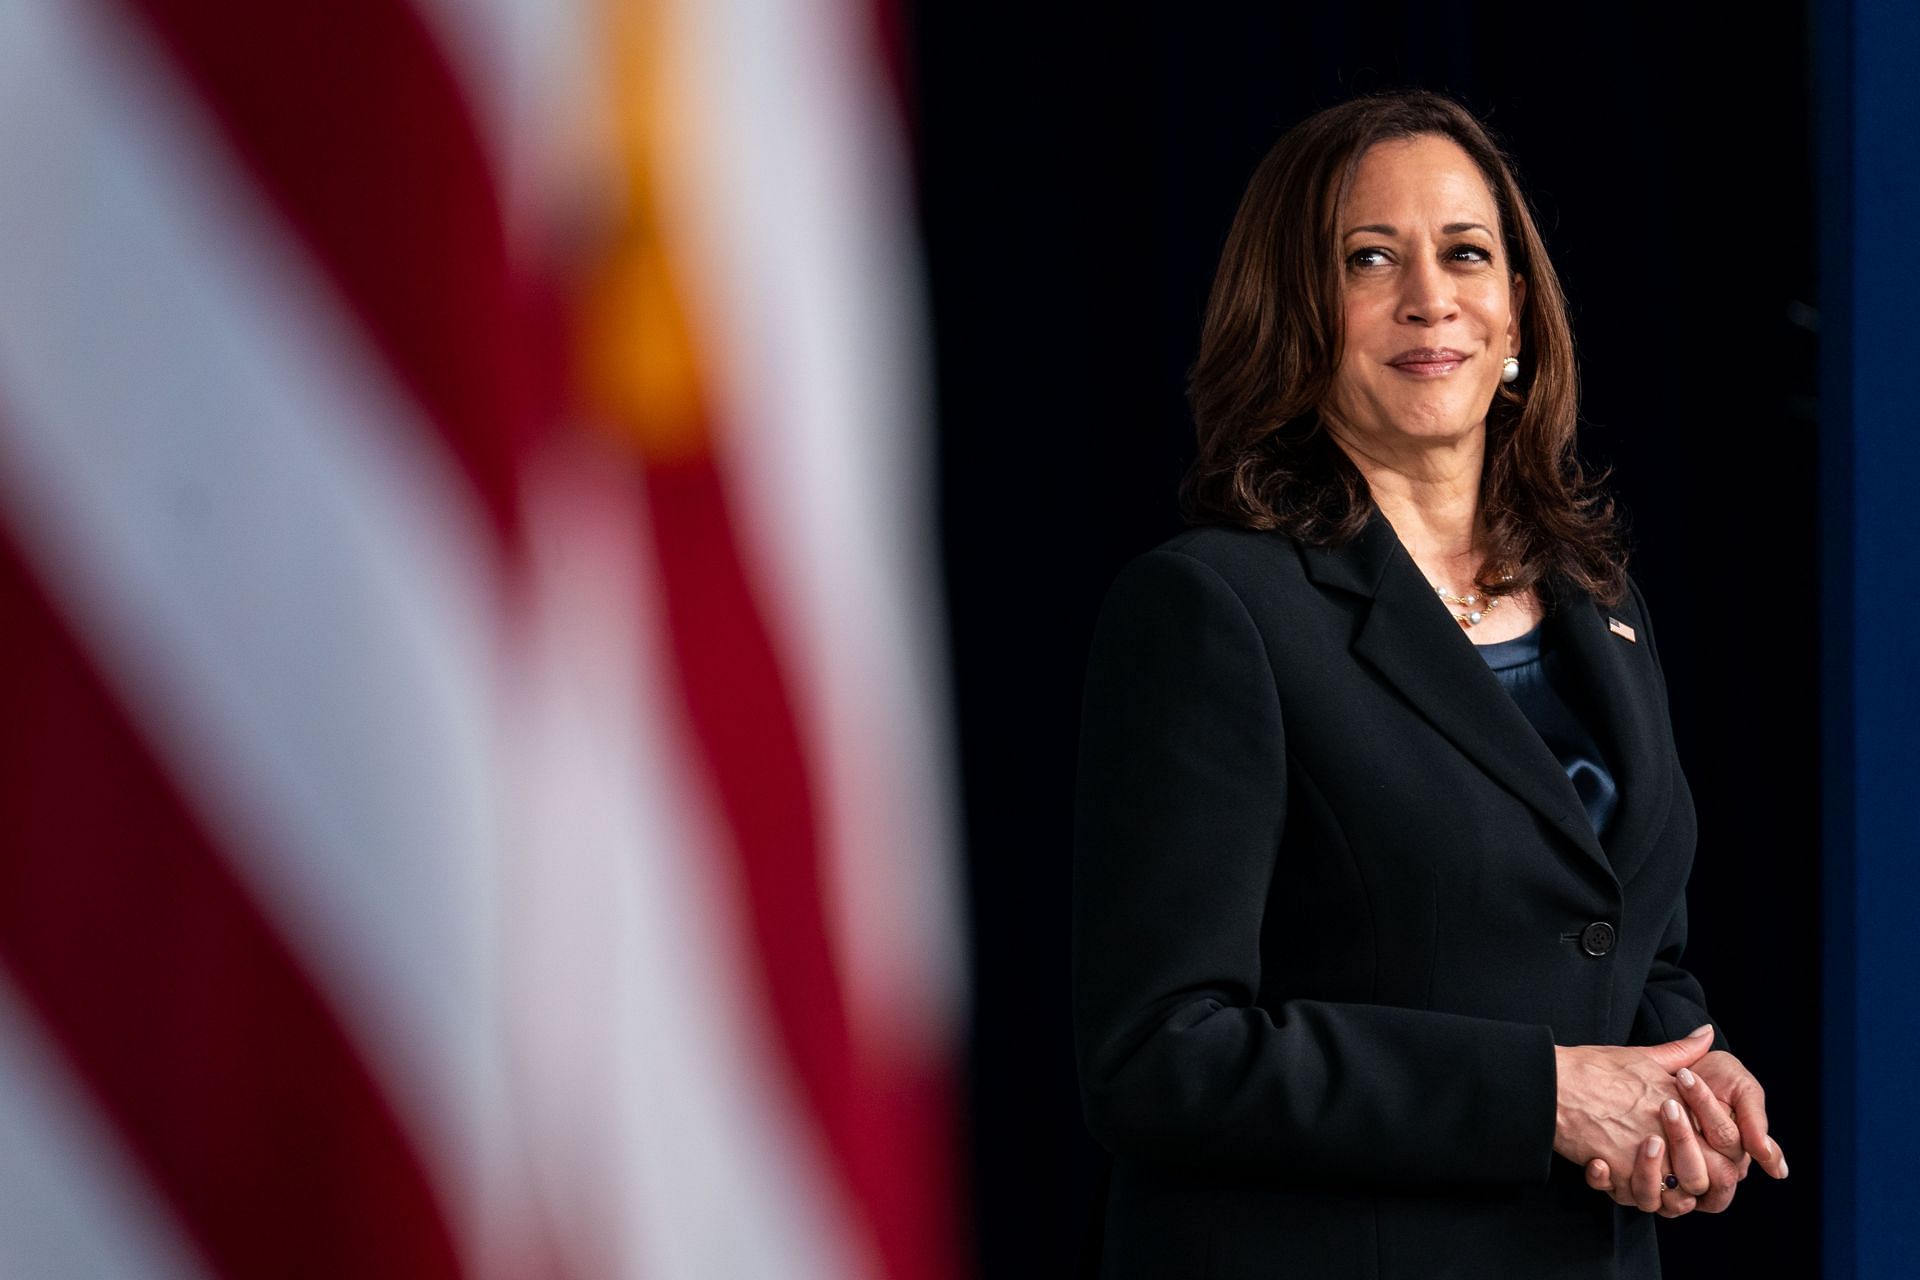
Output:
(640, 448), (850, 1135)
(0, 523), (466, 1280)
(857, 1046), (963, 1280)
(641, 452), (958, 1280)
(109, 0), (534, 540)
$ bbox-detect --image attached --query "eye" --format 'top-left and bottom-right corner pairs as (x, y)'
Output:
(1346, 247), (1390, 269)
(1450, 243), (1495, 264)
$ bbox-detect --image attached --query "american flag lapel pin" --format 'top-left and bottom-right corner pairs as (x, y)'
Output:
(1607, 616), (1638, 643)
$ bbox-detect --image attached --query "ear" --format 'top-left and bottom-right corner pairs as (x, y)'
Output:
(1507, 273), (1528, 356)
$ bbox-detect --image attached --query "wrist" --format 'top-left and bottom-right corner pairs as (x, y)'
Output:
(1550, 1044), (1582, 1162)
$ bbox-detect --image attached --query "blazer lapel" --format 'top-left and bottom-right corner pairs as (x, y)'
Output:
(1544, 576), (1675, 886)
(1298, 505), (1616, 886)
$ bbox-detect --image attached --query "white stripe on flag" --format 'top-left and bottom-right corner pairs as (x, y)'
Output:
(508, 445), (878, 1280)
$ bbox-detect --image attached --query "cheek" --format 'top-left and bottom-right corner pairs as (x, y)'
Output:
(1332, 304), (1391, 388)
(1327, 355), (1375, 409)
(1473, 291), (1513, 334)
(1342, 293), (1388, 340)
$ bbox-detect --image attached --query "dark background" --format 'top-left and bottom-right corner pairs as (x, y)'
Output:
(909, 6), (1821, 1275)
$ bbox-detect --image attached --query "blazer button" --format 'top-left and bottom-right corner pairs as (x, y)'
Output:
(1581, 922), (1617, 957)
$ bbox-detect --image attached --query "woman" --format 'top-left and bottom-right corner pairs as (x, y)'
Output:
(1070, 91), (1787, 1279)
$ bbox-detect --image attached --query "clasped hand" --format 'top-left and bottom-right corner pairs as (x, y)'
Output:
(1552, 1024), (1787, 1217)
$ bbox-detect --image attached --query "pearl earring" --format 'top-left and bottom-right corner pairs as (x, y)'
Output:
(1501, 356), (1520, 384)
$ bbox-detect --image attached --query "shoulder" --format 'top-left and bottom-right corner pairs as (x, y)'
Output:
(1549, 563), (1668, 676)
(1088, 526), (1302, 651)
(1549, 563), (1653, 624)
(1104, 524), (1309, 607)
(1566, 564), (1657, 627)
(1080, 529), (1289, 715)
(1619, 569), (1668, 671)
(1084, 527), (1323, 686)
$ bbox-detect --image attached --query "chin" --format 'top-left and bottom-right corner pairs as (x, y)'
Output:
(1386, 413), (1485, 445)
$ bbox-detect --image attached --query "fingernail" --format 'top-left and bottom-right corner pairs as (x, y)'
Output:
(1677, 1067), (1696, 1087)
(1646, 1136), (1662, 1158)
(1689, 1023), (1714, 1038)
(1780, 1159), (1790, 1178)
(1663, 1099), (1681, 1121)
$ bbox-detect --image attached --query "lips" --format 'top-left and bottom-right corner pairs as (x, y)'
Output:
(1388, 347), (1469, 369)
(1382, 345), (1466, 376)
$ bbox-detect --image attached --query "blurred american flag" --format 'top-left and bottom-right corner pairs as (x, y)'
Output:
(0, 0), (966, 1277)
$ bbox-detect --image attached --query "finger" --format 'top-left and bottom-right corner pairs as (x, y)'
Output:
(1640, 1023), (1718, 1074)
(1690, 1137), (1746, 1214)
(1661, 1097), (1713, 1197)
(1597, 1159), (1636, 1208)
(1677, 1067), (1745, 1161)
(1758, 1135), (1788, 1180)
(1659, 1191), (1698, 1219)
(1728, 1079), (1786, 1178)
(1694, 1151), (1741, 1214)
(1633, 1135), (1666, 1213)
(1590, 1158), (1637, 1208)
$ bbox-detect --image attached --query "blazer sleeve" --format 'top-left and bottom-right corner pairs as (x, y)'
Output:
(1630, 895), (1731, 1054)
(1621, 574), (1735, 1056)
(1071, 548), (1560, 1187)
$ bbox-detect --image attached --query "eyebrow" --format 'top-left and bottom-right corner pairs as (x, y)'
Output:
(1344, 222), (1493, 238)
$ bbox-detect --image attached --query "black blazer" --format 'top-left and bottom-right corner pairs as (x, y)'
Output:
(1071, 506), (1727, 1280)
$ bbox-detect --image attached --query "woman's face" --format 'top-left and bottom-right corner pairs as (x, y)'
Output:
(1322, 134), (1526, 453)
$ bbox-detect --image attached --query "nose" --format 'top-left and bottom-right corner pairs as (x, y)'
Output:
(1398, 252), (1458, 326)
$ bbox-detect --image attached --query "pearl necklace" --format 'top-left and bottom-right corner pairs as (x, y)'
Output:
(1443, 587), (1497, 629)
(1434, 569), (1516, 629)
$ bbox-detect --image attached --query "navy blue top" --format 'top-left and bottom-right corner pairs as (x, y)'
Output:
(1471, 620), (1620, 842)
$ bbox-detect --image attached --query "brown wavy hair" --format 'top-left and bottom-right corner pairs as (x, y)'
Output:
(1178, 90), (1626, 605)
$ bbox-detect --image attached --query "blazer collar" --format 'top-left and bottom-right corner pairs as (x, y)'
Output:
(1299, 503), (1671, 888)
